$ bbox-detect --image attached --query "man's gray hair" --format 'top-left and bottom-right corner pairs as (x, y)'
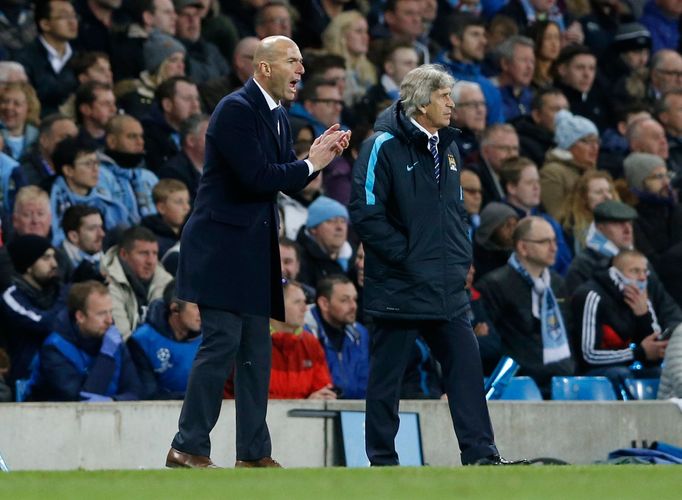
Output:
(400, 64), (455, 118)
(497, 35), (535, 63)
(452, 80), (481, 103)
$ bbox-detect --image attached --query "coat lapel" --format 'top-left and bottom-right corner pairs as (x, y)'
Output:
(244, 78), (282, 154)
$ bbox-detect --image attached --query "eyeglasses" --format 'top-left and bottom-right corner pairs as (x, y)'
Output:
(312, 98), (344, 106)
(74, 158), (99, 169)
(656, 68), (682, 78)
(457, 101), (486, 109)
(647, 171), (673, 181)
(462, 187), (483, 195)
(50, 13), (80, 22)
(522, 237), (557, 246)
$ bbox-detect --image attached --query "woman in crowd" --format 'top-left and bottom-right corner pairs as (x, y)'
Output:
(322, 10), (377, 107)
(541, 110), (601, 219)
(558, 170), (619, 253)
(0, 81), (40, 161)
(526, 20), (561, 89)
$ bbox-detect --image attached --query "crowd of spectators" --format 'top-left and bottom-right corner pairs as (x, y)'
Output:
(1, 0), (682, 402)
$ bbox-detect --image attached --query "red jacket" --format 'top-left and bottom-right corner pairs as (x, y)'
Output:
(269, 329), (332, 399)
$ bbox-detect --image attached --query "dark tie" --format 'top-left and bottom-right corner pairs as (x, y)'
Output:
(429, 135), (440, 184)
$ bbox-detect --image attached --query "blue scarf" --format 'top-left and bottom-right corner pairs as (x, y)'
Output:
(508, 253), (571, 365)
(585, 222), (621, 257)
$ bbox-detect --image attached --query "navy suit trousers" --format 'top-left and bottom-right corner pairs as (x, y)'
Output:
(171, 307), (271, 460)
(365, 313), (498, 465)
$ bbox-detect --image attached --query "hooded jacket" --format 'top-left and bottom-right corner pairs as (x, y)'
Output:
(349, 100), (471, 320)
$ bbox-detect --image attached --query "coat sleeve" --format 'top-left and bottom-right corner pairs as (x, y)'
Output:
(0, 286), (62, 340)
(573, 287), (635, 366)
(349, 133), (408, 265)
(208, 99), (310, 195)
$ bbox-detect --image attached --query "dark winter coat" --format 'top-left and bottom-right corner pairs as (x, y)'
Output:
(350, 100), (471, 320)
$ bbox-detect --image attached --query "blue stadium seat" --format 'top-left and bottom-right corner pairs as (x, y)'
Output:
(499, 377), (543, 400)
(484, 356), (520, 400)
(551, 376), (617, 400)
(624, 378), (660, 400)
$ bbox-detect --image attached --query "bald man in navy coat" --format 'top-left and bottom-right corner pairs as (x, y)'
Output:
(166, 36), (350, 468)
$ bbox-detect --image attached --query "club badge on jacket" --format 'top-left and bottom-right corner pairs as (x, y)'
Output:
(448, 153), (457, 171)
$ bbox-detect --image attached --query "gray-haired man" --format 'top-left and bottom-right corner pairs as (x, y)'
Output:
(350, 64), (525, 466)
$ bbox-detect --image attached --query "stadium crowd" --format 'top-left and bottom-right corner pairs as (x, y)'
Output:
(0, 0), (682, 403)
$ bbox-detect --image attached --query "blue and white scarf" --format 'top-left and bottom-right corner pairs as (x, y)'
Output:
(508, 253), (571, 365)
(585, 222), (621, 257)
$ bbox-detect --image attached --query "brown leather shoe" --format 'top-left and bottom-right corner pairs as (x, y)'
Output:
(166, 448), (219, 469)
(234, 457), (283, 468)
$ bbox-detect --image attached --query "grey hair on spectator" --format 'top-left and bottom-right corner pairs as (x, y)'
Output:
(496, 35), (535, 63)
(480, 123), (517, 146)
(400, 64), (455, 118)
(180, 113), (210, 144)
(451, 80), (481, 103)
(0, 61), (27, 83)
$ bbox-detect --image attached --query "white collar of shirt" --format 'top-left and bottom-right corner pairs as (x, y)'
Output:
(410, 117), (439, 152)
(39, 36), (72, 74)
(253, 78), (281, 111)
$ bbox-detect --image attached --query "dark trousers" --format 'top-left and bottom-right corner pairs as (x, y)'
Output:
(365, 313), (498, 465)
(171, 307), (271, 460)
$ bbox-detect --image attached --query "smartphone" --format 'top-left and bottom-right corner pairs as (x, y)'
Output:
(658, 327), (674, 341)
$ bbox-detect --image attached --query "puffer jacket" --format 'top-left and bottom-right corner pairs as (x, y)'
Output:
(349, 100), (471, 320)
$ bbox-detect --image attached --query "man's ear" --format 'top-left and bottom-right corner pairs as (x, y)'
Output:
(317, 295), (330, 313)
(161, 97), (173, 114)
(74, 309), (86, 325)
(66, 229), (80, 245)
(62, 163), (75, 179)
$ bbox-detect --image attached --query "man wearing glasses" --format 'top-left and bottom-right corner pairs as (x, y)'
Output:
(477, 216), (574, 398)
(289, 77), (348, 138)
(623, 152), (682, 304)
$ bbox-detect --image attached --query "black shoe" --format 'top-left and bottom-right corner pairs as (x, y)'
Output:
(471, 454), (531, 466)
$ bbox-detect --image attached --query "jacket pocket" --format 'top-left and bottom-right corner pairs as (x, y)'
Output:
(209, 209), (253, 227)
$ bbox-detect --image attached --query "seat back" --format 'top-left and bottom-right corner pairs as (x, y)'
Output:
(551, 376), (617, 400)
(485, 356), (520, 400)
(499, 377), (543, 400)
(624, 378), (659, 400)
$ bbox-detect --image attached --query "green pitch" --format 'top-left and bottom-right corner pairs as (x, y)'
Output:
(0, 466), (678, 499)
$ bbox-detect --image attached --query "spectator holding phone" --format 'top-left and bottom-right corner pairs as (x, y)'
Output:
(572, 250), (682, 393)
